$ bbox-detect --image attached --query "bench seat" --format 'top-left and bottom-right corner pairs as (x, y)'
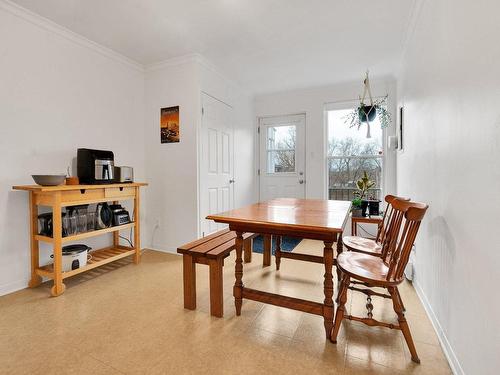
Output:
(177, 229), (257, 317)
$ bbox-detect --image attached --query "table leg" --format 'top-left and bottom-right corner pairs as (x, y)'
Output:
(51, 192), (65, 297)
(275, 235), (282, 270)
(263, 234), (272, 267)
(336, 232), (343, 282)
(113, 200), (119, 248)
(234, 231), (244, 315)
(28, 192), (42, 288)
(323, 241), (334, 338)
(133, 187), (141, 264)
(243, 237), (252, 263)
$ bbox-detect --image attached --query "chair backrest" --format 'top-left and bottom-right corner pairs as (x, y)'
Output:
(375, 195), (410, 244)
(380, 199), (428, 282)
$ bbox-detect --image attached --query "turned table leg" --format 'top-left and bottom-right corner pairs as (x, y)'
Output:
(275, 235), (282, 270)
(323, 241), (334, 338)
(234, 231), (244, 315)
(263, 234), (272, 267)
(28, 192), (42, 288)
(243, 237), (252, 263)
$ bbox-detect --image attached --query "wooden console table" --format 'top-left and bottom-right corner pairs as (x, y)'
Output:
(12, 183), (147, 296)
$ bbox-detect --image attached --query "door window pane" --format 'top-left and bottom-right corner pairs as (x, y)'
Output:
(267, 125), (296, 173)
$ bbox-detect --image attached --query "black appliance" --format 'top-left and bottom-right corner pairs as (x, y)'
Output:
(109, 204), (131, 226)
(96, 203), (113, 229)
(77, 148), (115, 184)
(38, 212), (67, 237)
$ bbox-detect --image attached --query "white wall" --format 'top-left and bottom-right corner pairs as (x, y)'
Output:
(254, 79), (397, 200)
(144, 59), (200, 251)
(144, 56), (256, 251)
(0, 3), (146, 295)
(397, 1), (500, 374)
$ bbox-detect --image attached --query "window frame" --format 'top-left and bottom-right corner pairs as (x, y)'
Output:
(324, 99), (387, 201)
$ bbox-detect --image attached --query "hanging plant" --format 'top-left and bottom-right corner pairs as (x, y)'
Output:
(343, 71), (391, 138)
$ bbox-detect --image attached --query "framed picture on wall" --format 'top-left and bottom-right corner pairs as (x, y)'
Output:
(398, 106), (404, 151)
(160, 106), (180, 143)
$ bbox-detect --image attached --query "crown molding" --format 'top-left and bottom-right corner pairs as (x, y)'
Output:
(144, 53), (202, 72)
(0, 0), (144, 72)
(397, 0), (426, 76)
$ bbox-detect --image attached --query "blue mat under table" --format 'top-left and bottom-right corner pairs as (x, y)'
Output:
(251, 235), (301, 255)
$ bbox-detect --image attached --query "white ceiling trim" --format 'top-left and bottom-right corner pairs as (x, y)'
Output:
(397, 0), (427, 77)
(0, 0), (144, 72)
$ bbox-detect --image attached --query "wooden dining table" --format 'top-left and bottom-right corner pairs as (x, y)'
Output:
(207, 198), (351, 338)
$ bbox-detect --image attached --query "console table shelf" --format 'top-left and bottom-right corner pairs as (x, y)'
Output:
(13, 182), (147, 296)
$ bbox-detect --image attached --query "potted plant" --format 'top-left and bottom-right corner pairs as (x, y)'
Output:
(351, 197), (363, 217)
(355, 171), (375, 217)
(343, 71), (391, 138)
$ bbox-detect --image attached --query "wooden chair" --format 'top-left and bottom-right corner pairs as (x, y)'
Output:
(342, 195), (409, 257)
(331, 199), (428, 363)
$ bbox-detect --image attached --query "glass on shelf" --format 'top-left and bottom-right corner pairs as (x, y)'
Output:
(77, 213), (87, 234)
(87, 212), (96, 232)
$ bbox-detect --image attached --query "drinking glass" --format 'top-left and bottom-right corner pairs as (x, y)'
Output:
(87, 212), (96, 232)
(68, 215), (77, 236)
(77, 213), (87, 233)
(62, 216), (70, 237)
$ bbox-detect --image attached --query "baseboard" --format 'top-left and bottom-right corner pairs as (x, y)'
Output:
(144, 246), (179, 255)
(413, 280), (465, 375)
(0, 278), (28, 297)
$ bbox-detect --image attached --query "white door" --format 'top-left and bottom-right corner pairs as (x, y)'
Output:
(200, 93), (234, 236)
(259, 114), (306, 201)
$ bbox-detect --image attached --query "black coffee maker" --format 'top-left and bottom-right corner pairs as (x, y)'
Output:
(77, 148), (115, 184)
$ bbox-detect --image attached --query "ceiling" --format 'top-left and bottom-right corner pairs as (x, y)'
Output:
(11, 0), (414, 94)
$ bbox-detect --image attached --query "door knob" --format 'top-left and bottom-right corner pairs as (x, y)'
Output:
(299, 179), (305, 184)
(229, 179), (235, 184)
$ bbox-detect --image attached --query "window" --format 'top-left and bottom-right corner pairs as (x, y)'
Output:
(327, 106), (384, 201)
(266, 125), (296, 173)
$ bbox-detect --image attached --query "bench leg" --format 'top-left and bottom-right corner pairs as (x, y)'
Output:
(209, 258), (224, 318)
(263, 234), (272, 267)
(183, 255), (196, 310)
(243, 238), (252, 263)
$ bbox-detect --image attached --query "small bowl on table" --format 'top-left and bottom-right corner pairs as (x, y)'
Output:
(32, 175), (67, 186)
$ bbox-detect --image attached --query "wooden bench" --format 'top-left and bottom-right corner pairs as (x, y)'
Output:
(177, 229), (258, 317)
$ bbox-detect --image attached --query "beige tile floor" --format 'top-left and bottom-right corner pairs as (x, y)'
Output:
(0, 240), (452, 374)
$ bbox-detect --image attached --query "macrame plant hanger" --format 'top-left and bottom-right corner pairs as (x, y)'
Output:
(360, 70), (374, 138)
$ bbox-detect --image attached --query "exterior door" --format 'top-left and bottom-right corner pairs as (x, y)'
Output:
(259, 114), (306, 201)
(200, 93), (234, 236)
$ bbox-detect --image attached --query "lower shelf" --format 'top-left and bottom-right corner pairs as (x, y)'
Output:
(36, 246), (137, 280)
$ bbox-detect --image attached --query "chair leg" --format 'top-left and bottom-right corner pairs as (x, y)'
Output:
(389, 286), (420, 363)
(275, 236), (282, 270)
(331, 274), (349, 343)
(336, 233), (343, 282)
(395, 286), (406, 312)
